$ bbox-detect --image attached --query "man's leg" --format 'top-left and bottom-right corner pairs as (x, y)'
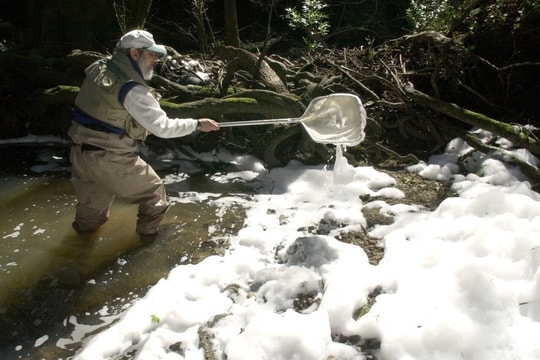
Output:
(135, 184), (169, 235)
(70, 141), (169, 235)
(70, 146), (115, 232)
(104, 153), (170, 235)
(72, 198), (113, 232)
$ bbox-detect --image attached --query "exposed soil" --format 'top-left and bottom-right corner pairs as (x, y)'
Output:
(341, 168), (457, 266)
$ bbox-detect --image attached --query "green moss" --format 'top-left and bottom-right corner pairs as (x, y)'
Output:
(160, 100), (182, 108)
(223, 97), (258, 104)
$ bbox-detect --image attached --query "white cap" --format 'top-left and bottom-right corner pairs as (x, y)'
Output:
(117, 29), (167, 55)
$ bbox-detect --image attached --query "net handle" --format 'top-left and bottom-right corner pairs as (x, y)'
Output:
(219, 117), (301, 127)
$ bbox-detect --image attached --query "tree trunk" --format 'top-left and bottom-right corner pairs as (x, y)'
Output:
(192, 0), (208, 53)
(215, 45), (288, 93)
(224, 0), (240, 47)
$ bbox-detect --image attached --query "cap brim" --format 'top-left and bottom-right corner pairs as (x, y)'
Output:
(146, 44), (167, 55)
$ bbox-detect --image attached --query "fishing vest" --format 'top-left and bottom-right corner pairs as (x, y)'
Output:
(74, 51), (149, 140)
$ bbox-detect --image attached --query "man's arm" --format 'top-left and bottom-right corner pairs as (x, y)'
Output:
(123, 84), (198, 138)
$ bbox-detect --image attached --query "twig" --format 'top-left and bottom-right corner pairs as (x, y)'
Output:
(375, 142), (419, 164)
(327, 60), (380, 99)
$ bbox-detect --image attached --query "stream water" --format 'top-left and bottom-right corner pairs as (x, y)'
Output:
(0, 143), (252, 359)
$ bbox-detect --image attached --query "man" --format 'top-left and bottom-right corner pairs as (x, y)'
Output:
(68, 29), (219, 239)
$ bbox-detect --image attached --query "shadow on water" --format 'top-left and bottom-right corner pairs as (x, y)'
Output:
(0, 145), (250, 359)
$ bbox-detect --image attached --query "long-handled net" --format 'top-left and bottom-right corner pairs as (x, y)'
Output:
(219, 93), (367, 146)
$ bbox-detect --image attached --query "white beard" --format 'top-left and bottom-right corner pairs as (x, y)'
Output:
(142, 68), (154, 81)
(138, 58), (154, 80)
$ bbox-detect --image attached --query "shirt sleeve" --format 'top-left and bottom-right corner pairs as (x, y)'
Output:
(122, 84), (199, 138)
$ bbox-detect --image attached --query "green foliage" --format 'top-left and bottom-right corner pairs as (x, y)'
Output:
(285, 0), (330, 52)
(407, 0), (453, 32)
(483, 0), (540, 32)
(407, 0), (540, 36)
(150, 314), (160, 324)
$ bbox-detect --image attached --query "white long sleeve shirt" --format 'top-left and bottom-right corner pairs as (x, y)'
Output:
(123, 84), (199, 139)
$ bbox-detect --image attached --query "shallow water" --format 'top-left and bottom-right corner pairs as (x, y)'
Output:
(0, 144), (251, 359)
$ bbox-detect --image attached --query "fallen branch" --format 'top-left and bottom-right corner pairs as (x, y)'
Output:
(374, 142), (419, 165)
(403, 86), (540, 157)
(461, 131), (540, 188)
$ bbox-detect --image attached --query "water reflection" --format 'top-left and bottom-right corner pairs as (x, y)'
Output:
(0, 145), (249, 359)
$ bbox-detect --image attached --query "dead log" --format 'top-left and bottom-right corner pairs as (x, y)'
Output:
(161, 89), (303, 121)
(404, 86), (540, 158)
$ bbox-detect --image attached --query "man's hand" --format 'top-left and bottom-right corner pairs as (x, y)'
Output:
(197, 118), (220, 132)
